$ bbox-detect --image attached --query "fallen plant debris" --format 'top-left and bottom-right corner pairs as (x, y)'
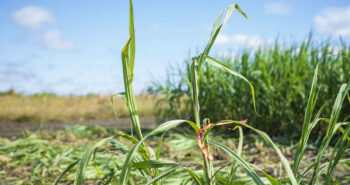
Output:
(2, 125), (348, 184)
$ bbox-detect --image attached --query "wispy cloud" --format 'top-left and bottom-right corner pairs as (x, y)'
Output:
(264, 2), (292, 15)
(12, 6), (76, 51)
(0, 70), (35, 82)
(37, 30), (75, 51)
(12, 6), (55, 30)
(314, 6), (350, 37)
(215, 34), (274, 50)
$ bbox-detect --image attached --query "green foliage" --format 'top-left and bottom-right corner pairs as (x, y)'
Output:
(53, 1), (350, 185)
(151, 37), (350, 135)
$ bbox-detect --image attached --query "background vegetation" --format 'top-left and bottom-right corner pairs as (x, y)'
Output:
(0, 90), (157, 124)
(150, 36), (350, 135)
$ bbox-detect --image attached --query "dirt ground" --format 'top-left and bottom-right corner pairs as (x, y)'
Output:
(0, 117), (157, 138)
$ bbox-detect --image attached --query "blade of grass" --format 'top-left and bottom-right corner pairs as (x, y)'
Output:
(229, 126), (243, 185)
(209, 141), (265, 185)
(74, 137), (112, 185)
(121, 0), (143, 141)
(325, 126), (350, 184)
(215, 120), (298, 185)
(118, 119), (188, 185)
(205, 56), (257, 113)
(309, 83), (350, 185)
(121, 33), (143, 140)
(155, 132), (166, 185)
(200, 4), (249, 66)
(133, 160), (180, 169)
(293, 65), (319, 175)
(93, 149), (104, 178)
(53, 159), (80, 185)
(186, 169), (204, 185)
(212, 163), (230, 183)
(128, 0), (135, 77)
(145, 164), (186, 185)
(261, 171), (282, 185)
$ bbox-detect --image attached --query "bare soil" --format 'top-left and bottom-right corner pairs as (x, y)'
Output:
(0, 117), (157, 138)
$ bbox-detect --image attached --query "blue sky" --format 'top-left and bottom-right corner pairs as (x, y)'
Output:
(0, 0), (350, 95)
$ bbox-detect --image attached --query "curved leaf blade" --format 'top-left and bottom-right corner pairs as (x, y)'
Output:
(205, 56), (257, 114)
(210, 141), (264, 185)
(118, 119), (188, 185)
(133, 160), (179, 169)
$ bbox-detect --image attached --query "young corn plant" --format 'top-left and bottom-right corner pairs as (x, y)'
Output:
(55, 0), (349, 184)
(292, 65), (350, 184)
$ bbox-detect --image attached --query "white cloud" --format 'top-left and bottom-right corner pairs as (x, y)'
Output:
(215, 34), (274, 50)
(215, 34), (231, 44)
(12, 6), (55, 30)
(217, 50), (237, 59)
(314, 6), (350, 37)
(0, 70), (35, 82)
(37, 30), (75, 51)
(264, 2), (291, 14)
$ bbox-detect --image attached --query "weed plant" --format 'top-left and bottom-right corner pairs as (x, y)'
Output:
(55, 1), (350, 184)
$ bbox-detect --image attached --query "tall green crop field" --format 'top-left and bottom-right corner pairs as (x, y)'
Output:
(151, 37), (350, 135)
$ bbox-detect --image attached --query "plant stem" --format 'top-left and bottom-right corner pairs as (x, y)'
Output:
(191, 57), (212, 185)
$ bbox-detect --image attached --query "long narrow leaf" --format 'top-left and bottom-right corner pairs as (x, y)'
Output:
(186, 169), (204, 185)
(118, 120), (188, 185)
(145, 164), (185, 185)
(200, 4), (249, 65)
(326, 126), (350, 184)
(215, 120), (298, 185)
(310, 83), (350, 185)
(133, 160), (179, 169)
(209, 141), (265, 185)
(54, 159), (80, 185)
(74, 137), (113, 185)
(128, 0), (135, 79)
(205, 56), (257, 113)
(230, 126), (243, 185)
(293, 65), (319, 175)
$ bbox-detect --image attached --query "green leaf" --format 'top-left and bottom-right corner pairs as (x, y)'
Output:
(293, 65), (319, 175)
(110, 92), (126, 120)
(209, 141), (265, 185)
(128, 0), (135, 79)
(310, 83), (350, 185)
(188, 121), (200, 132)
(261, 171), (282, 185)
(133, 160), (179, 169)
(230, 126), (243, 185)
(325, 126), (350, 184)
(118, 120), (188, 185)
(201, 4), (249, 65)
(186, 169), (204, 185)
(145, 164), (186, 185)
(214, 120), (298, 185)
(54, 159), (80, 185)
(205, 56), (257, 114)
(74, 137), (113, 185)
(213, 164), (230, 183)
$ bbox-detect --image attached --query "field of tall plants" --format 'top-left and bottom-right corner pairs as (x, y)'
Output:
(150, 37), (350, 136)
(1, 0), (349, 184)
